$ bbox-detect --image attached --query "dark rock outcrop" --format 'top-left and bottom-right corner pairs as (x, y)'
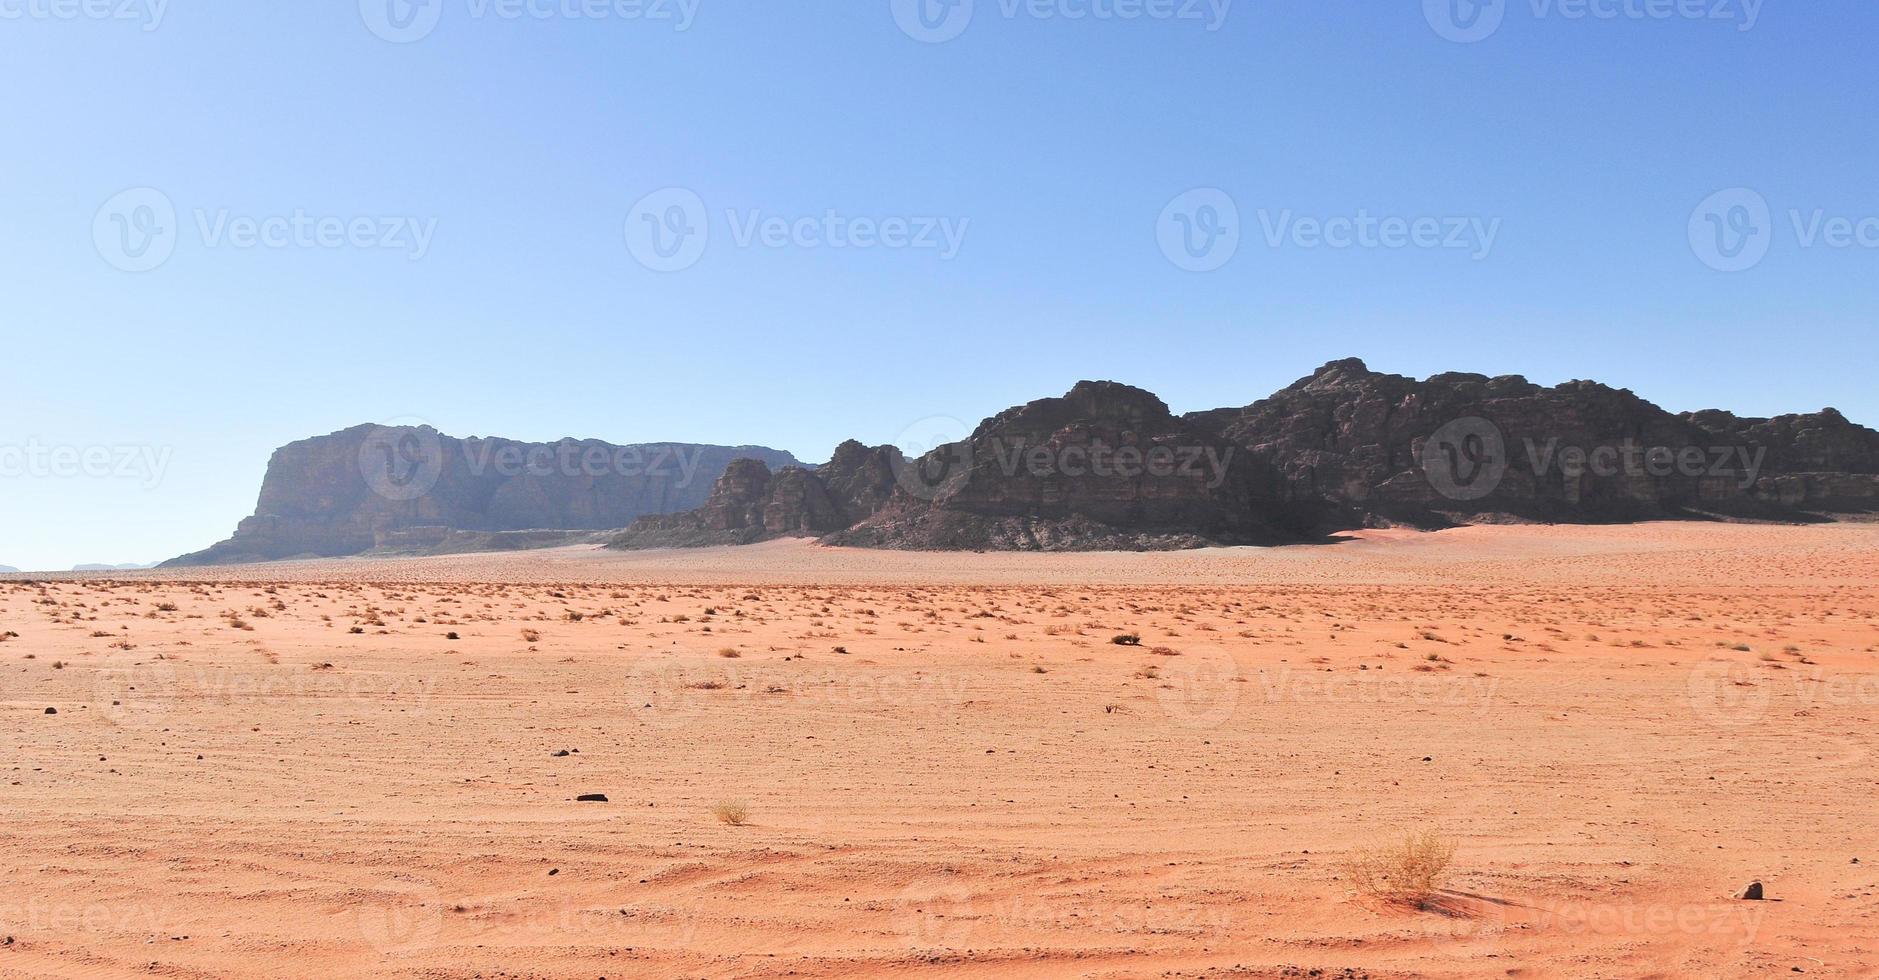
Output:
(166, 425), (801, 566)
(790, 382), (1310, 551)
(611, 443), (906, 548)
(1186, 359), (1879, 526)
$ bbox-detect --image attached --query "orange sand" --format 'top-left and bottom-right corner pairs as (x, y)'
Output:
(2, 522), (1876, 978)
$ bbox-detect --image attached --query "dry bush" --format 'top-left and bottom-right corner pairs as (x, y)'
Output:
(1342, 830), (1458, 907)
(713, 800), (749, 826)
(717, 647), (741, 658)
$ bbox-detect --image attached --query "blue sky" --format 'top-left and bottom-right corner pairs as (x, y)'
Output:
(2, 1), (1875, 570)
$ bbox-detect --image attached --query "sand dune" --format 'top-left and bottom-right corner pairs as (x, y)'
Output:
(3, 523), (1876, 978)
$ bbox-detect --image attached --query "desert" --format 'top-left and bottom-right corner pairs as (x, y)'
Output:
(4, 521), (1876, 979)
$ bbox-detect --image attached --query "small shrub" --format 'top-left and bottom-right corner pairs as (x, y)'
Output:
(1111, 633), (1142, 646)
(1342, 830), (1458, 907)
(717, 647), (741, 658)
(713, 800), (749, 826)
(521, 629), (541, 643)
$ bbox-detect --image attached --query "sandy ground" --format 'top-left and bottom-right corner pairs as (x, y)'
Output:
(2, 522), (1877, 979)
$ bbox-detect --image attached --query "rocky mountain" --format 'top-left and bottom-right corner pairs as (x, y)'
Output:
(611, 442), (904, 548)
(166, 425), (801, 566)
(618, 381), (1319, 552)
(829, 381), (1314, 549)
(611, 361), (1879, 554)
(1187, 359), (1879, 526)
(171, 360), (1879, 565)
(0, 566), (19, 574)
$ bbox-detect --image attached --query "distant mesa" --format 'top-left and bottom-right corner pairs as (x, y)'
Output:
(165, 360), (1879, 564)
(163, 425), (801, 567)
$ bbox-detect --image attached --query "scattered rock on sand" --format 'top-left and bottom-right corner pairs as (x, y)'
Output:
(43, 707), (56, 715)
(577, 793), (608, 802)
(1737, 880), (1764, 900)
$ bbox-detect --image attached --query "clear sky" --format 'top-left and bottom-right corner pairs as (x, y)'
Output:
(3, 1), (1875, 571)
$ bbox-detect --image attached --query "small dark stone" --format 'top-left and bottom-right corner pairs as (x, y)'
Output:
(43, 707), (56, 715)
(548, 868), (559, 876)
(576, 793), (608, 803)
(552, 750), (571, 757)
(1736, 880), (1764, 901)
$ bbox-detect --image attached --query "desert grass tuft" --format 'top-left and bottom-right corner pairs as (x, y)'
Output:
(713, 799), (750, 826)
(1341, 830), (1458, 907)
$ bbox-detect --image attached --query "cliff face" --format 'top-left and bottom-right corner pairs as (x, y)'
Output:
(166, 425), (801, 565)
(1185, 359), (1879, 526)
(827, 381), (1315, 550)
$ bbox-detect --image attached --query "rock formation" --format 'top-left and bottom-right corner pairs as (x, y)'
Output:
(617, 381), (1319, 552)
(828, 381), (1314, 550)
(1186, 359), (1879, 526)
(174, 360), (1879, 565)
(165, 425), (800, 565)
(611, 444), (904, 548)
